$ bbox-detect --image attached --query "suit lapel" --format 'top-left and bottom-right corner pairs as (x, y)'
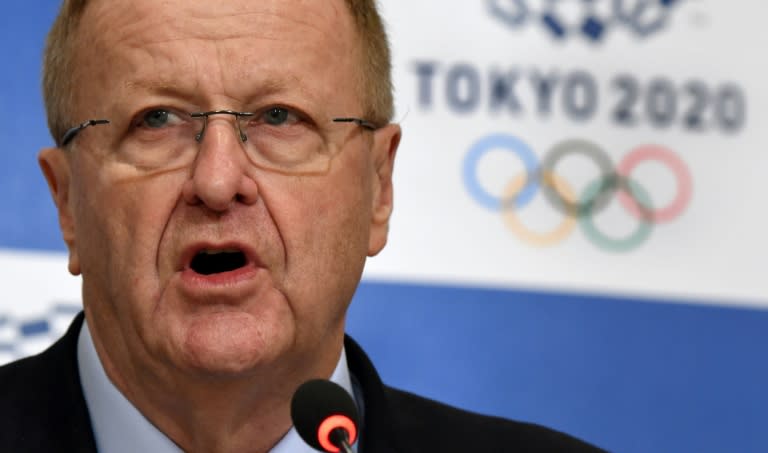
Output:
(344, 336), (402, 453)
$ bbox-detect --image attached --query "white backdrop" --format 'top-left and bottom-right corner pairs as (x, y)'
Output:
(366, 0), (767, 307)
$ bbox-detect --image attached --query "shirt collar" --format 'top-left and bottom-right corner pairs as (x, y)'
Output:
(77, 321), (357, 453)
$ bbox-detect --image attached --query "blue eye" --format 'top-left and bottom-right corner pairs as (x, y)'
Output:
(263, 107), (291, 125)
(140, 109), (182, 128)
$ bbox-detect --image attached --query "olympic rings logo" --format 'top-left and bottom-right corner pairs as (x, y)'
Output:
(463, 134), (693, 252)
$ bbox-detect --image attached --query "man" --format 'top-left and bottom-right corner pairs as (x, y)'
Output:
(0, 0), (605, 451)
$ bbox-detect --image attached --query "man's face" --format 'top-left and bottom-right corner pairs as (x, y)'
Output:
(40, 0), (399, 382)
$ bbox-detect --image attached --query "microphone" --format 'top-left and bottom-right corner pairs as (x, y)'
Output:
(291, 379), (360, 453)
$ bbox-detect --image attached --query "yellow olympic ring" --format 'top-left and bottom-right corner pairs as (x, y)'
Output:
(502, 171), (578, 247)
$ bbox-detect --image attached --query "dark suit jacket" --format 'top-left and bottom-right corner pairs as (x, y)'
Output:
(0, 313), (606, 452)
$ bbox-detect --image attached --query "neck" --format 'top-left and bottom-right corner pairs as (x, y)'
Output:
(81, 318), (345, 453)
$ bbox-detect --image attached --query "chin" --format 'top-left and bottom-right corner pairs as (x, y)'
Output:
(176, 310), (291, 376)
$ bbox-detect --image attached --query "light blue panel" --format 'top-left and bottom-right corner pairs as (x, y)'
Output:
(348, 282), (768, 453)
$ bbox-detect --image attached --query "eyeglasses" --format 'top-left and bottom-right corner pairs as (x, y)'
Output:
(59, 107), (378, 174)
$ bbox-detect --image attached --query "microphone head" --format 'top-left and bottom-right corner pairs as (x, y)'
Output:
(291, 379), (360, 452)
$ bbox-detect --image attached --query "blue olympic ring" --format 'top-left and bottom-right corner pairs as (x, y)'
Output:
(463, 134), (540, 211)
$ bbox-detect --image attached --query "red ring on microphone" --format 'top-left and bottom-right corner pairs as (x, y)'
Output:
(317, 414), (357, 452)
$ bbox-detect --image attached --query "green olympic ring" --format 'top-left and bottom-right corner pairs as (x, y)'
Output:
(579, 176), (654, 252)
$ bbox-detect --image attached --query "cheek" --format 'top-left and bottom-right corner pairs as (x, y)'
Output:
(270, 162), (373, 305)
(71, 164), (182, 286)
(294, 164), (370, 248)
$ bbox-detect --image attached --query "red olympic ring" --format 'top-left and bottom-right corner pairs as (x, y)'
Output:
(616, 145), (693, 223)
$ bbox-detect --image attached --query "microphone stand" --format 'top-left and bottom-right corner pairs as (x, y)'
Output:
(329, 428), (355, 453)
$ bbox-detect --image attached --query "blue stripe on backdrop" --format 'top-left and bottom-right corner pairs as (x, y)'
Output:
(0, 1), (62, 252)
(347, 281), (768, 453)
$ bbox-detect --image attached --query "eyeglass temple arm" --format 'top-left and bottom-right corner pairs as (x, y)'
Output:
(60, 119), (111, 147)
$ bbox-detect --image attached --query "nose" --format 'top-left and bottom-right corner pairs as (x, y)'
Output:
(181, 117), (260, 211)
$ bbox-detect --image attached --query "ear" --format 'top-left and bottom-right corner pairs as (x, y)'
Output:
(38, 147), (80, 275)
(367, 123), (401, 256)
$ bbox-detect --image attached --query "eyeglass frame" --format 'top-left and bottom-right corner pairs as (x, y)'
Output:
(59, 110), (379, 148)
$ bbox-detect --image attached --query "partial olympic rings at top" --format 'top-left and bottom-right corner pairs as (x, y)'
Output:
(462, 134), (693, 252)
(487, 0), (681, 41)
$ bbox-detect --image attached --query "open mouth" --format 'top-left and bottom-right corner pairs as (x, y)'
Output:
(190, 249), (248, 275)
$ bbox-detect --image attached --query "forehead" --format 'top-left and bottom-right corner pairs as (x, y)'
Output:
(73, 0), (360, 109)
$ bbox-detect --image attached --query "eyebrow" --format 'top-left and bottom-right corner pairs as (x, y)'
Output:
(121, 75), (305, 104)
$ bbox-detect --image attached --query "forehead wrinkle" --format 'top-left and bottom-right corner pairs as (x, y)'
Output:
(77, 0), (360, 116)
(176, 0), (355, 44)
(81, 0), (356, 51)
(108, 31), (314, 110)
(99, 11), (347, 83)
(89, 2), (352, 53)
(120, 69), (312, 109)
